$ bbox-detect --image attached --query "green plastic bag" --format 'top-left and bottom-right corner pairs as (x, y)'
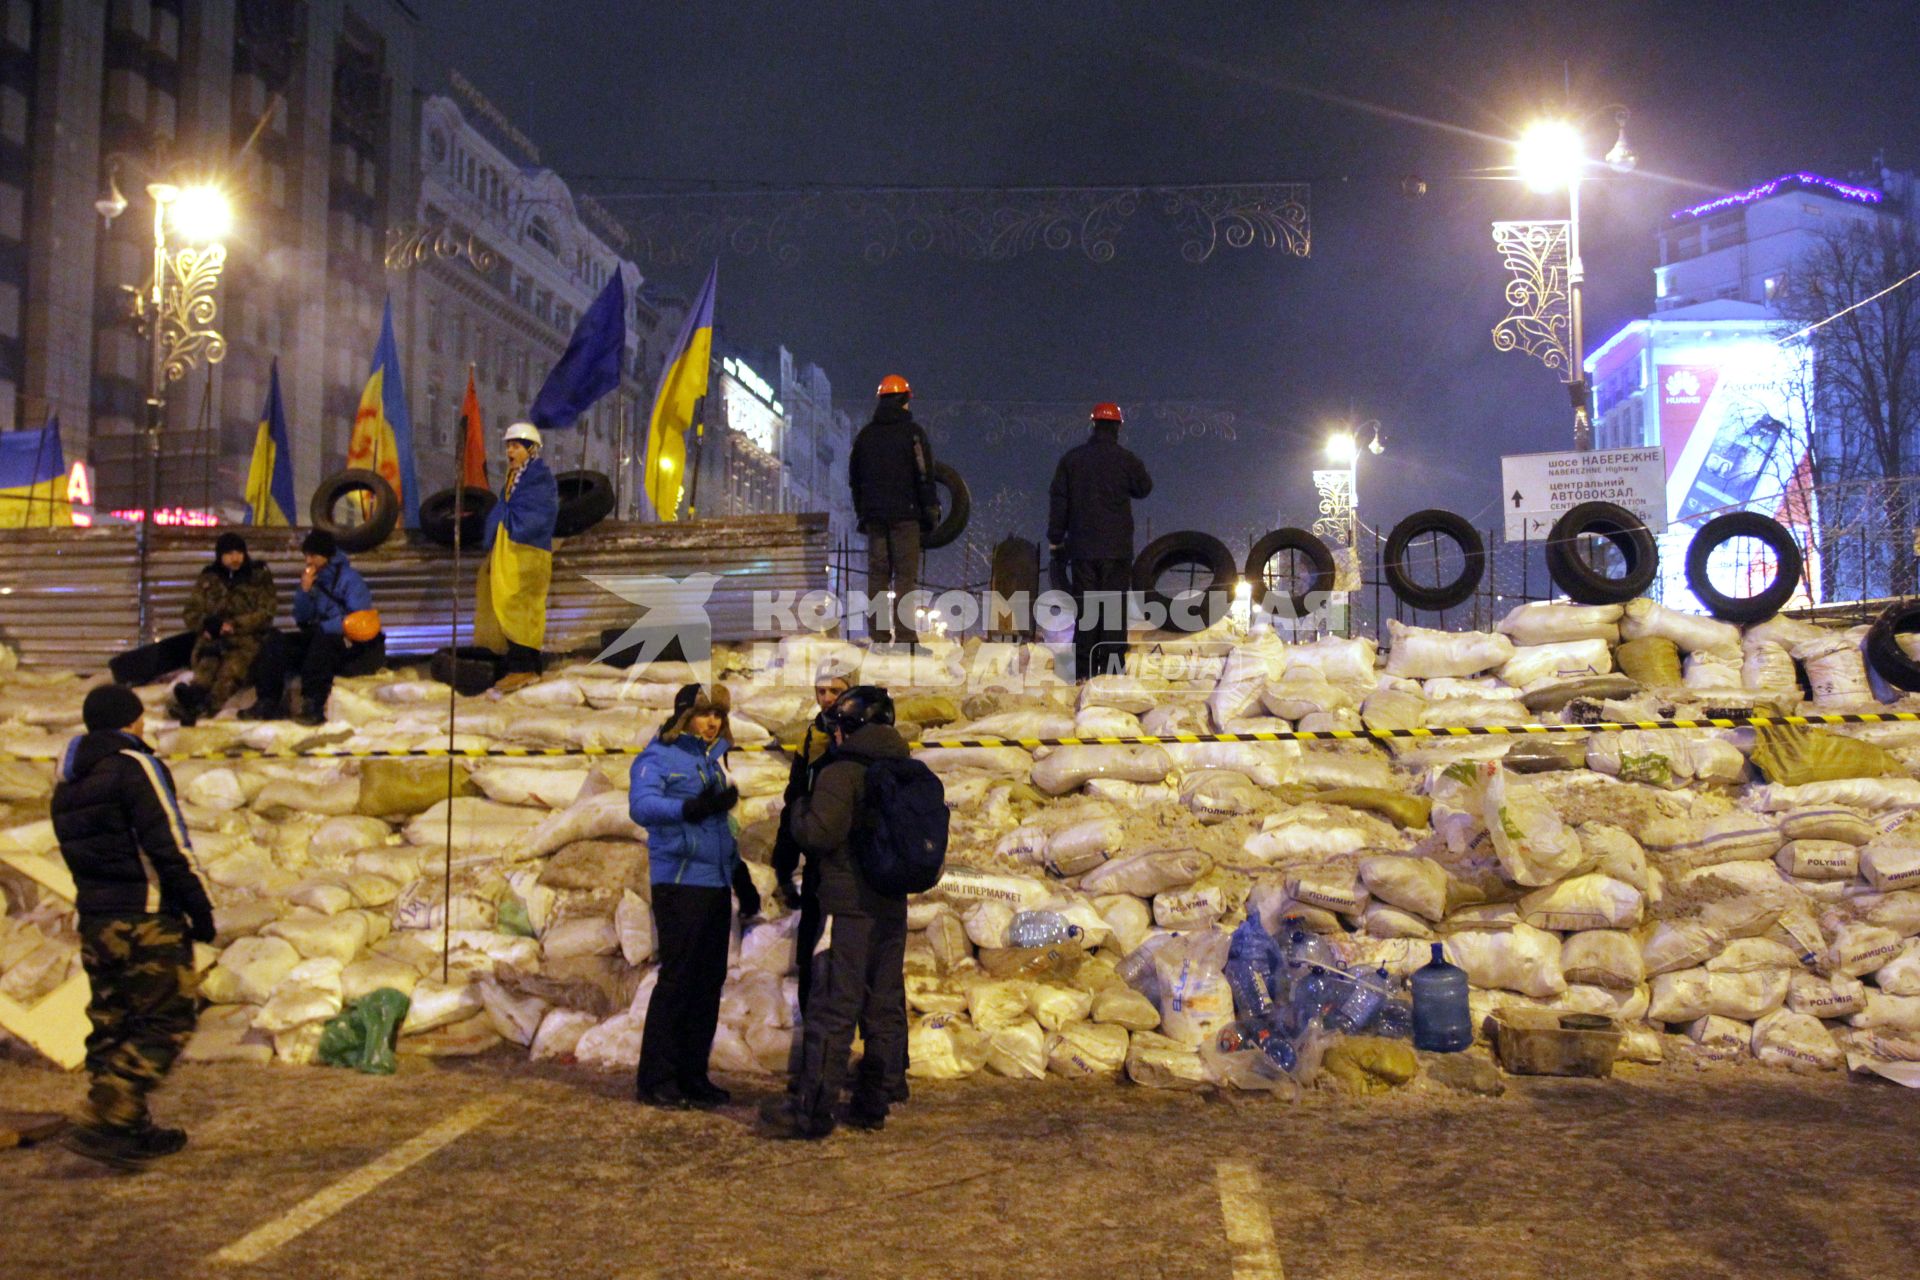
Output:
(496, 894), (535, 938)
(316, 988), (412, 1075)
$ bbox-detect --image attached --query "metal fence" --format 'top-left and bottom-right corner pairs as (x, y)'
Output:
(818, 474), (1920, 643)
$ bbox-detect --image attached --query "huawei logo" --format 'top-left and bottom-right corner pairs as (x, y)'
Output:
(1665, 370), (1702, 399)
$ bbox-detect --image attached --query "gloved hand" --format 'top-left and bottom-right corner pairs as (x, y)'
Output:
(732, 864), (762, 921)
(681, 783), (740, 824)
(186, 907), (217, 945)
(202, 613), (227, 639)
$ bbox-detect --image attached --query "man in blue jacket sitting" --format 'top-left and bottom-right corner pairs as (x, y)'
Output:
(243, 530), (384, 726)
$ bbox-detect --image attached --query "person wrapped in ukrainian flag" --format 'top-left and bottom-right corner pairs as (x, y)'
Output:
(474, 421), (558, 694)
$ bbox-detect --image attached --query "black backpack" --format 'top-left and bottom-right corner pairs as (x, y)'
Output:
(855, 756), (950, 896)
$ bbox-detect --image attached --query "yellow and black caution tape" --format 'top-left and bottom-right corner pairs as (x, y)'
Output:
(2, 711), (1917, 765)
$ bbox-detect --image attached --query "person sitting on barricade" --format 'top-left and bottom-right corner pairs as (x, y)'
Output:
(243, 529), (384, 726)
(169, 532), (276, 726)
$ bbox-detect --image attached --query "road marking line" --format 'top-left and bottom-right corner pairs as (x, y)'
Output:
(1216, 1158), (1285, 1280)
(211, 1097), (508, 1266)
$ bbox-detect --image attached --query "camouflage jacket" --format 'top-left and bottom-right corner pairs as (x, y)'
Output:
(183, 557), (277, 638)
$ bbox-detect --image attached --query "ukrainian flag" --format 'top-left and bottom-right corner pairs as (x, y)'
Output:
(0, 417), (70, 528)
(474, 454), (559, 652)
(243, 360), (295, 526)
(345, 297), (422, 526)
(643, 262), (716, 521)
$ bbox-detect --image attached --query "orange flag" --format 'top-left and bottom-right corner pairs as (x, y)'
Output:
(460, 366), (489, 490)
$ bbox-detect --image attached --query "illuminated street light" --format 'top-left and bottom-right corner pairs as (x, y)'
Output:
(1313, 420), (1382, 637)
(99, 164), (234, 639)
(1515, 120), (1586, 193)
(1500, 110), (1635, 451)
(170, 183), (234, 244)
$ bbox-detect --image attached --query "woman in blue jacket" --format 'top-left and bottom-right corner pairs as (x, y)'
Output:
(628, 683), (758, 1109)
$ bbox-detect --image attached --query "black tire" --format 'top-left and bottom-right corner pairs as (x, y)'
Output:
(430, 645), (502, 697)
(1134, 530), (1237, 633)
(923, 461), (970, 550)
(1683, 511), (1804, 624)
(1382, 509), (1486, 612)
(552, 470), (615, 538)
(597, 626), (700, 669)
(1544, 501), (1658, 605)
(1866, 600), (1920, 693)
(1244, 527), (1336, 618)
(419, 486), (498, 549)
(310, 469), (400, 553)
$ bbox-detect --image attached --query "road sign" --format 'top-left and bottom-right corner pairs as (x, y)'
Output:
(1501, 446), (1666, 542)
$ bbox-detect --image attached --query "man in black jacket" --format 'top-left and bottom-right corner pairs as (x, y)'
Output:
(849, 375), (938, 648)
(762, 686), (914, 1140)
(1048, 402), (1154, 680)
(50, 684), (216, 1169)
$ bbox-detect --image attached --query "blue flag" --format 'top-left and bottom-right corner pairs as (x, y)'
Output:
(530, 272), (627, 430)
(243, 360), (296, 526)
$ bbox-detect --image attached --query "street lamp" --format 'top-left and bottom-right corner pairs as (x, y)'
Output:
(1507, 111), (1635, 452)
(1312, 421), (1382, 634)
(98, 168), (234, 639)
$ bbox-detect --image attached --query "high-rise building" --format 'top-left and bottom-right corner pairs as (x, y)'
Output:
(1589, 167), (1912, 521)
(9, 0), (423, 512)
(402, 84), (675, 502)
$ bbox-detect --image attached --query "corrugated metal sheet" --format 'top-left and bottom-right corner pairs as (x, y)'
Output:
(0, 515), (828, 671)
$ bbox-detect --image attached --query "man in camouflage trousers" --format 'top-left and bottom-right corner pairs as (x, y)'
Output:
(171, 531), (277, 725)
(51, 684), (215, 1169)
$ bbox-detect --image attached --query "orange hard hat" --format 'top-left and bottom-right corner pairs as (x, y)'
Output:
(876, 374), (912, 397)
(1091, 402), (1124, 424)
(343, 610), (382, 645)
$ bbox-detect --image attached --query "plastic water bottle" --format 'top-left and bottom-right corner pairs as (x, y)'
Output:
(1328, 966), (1389, 1034)
(1216, 1021), (1297, 1075)
(1411, 941), (1473, 1053)
(1287, 930), (1339, 971)
(1231, 916), (1287, 976)
(1008, 910), (1083, 949)
(1373, 998), (1414, 1040)
(1223, 957), (1274, 1021)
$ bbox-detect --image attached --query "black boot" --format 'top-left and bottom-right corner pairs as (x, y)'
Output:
(759, 1092), (834, 1141)
(170, 682), (206, 727)
(680, 1079), (731, 1110)
(238, 698), (286, 721)
(60, 1124), (153, 1171)
(293, 700), (326, 727)
(133, 1123), (188, 1157)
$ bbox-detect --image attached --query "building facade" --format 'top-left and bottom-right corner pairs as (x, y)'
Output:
(695, 341), (855, 542)
(1588, 166), (1916, 604)
(403, 86), (674, 502)
(8, 0), (422, 512)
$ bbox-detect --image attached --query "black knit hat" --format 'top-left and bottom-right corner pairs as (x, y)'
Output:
(659, 682), (732, 743)
(214, 531), (247, 557)
(83, 684), (146, 732)
(302, 529), (337, 559)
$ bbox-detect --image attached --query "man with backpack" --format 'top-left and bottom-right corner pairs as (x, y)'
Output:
(762, 685), (948, 1140)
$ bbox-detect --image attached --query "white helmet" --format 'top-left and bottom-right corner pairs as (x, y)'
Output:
(504, 421), (543, 448)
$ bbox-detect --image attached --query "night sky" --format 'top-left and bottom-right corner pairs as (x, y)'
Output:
(419, 0), (1920, 565)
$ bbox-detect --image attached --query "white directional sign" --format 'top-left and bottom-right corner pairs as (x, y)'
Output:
(1501, 446), (1667, 542)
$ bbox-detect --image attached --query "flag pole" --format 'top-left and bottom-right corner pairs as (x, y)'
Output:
(441, 362), (476, 984)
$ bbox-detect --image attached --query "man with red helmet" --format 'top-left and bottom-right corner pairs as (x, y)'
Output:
(849, 374), (938, 648)
(1048, 402), (1153, 680)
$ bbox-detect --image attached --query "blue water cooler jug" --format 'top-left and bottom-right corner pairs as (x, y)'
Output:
(1411, 942), (1472, 1052)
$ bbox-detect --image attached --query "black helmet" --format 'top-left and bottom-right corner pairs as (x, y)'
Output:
(823, 685), (894, 735)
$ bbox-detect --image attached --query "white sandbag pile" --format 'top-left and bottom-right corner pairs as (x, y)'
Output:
(4, 604), (1920, 1090)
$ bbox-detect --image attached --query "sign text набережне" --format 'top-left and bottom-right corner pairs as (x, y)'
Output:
(1501, 446), (1666, 542)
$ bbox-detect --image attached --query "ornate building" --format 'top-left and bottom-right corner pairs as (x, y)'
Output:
(400, 85), (679, 502)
